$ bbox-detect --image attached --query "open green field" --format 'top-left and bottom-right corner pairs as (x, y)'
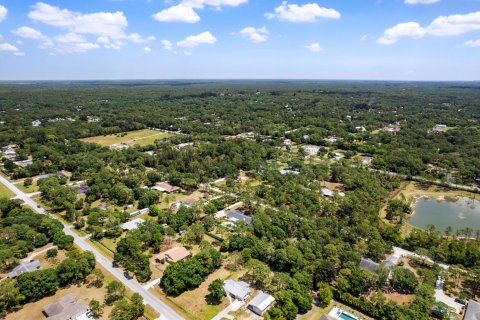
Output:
(80, 129), (174, 147)
(0, 183), (14, 199)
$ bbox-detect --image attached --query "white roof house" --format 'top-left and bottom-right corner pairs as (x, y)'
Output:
(302, 145), (320, 156)
(322, 188), (345, 198)
(248, 292), (275, 315)
(223, 280), (251, 301)
(120, 218), (144, 231)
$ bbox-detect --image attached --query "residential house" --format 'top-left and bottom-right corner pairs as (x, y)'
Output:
(322, 188), (345, 198)
(359, 258), (380, 273)
(223, 280), (251, 301)
(355, 126), (367, 132)
(8, 260), (41, 278)
(155, 246), (190, 263)
(463, 300), (480, 320)
(170, 200), (192, 211)
(120, 218), (144, 231)
(14, 159), (34, 168)
(226, 210), (252, 225)
(152, 182), (180, 193)
(279, 169), (299, 175)
(42, 293), (92, 320)
(247, 292), (275, 315)
(76, 184), (90, 195)
(176, 142), (194, 149)
(360, 156), (373, 165)
(302, 145), (320, 156)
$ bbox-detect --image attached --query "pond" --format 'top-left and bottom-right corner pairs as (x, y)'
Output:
(408, 197), (480, 235)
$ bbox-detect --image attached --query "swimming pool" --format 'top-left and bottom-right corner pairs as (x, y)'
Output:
(328, 307), (361, 320)
(338, 311), (360, 320)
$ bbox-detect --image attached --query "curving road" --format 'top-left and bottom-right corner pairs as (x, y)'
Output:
(0, 174), (183, 320)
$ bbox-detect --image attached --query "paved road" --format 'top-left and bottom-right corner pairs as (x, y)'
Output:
(0, 174), (184, 320)
(368, 168), (480, 193)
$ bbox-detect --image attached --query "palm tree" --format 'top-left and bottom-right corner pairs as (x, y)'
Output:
(445, 226), (453, 238)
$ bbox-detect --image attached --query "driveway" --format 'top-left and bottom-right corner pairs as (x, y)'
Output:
(212, 299), (244, 320)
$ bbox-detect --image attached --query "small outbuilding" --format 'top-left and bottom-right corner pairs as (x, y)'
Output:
(247, 292), (275, 315)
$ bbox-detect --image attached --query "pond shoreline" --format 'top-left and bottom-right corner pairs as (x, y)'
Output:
(406, 196), (480, 237)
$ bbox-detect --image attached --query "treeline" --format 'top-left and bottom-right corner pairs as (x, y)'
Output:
(0, 198), (73, 271)
(160, 246), (222, 296)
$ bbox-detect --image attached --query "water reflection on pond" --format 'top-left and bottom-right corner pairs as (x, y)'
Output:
(408, 197), (480, 235)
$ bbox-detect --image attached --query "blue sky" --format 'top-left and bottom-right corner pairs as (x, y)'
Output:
(0, 0), (479, 80)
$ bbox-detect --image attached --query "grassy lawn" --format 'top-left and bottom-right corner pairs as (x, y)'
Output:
(151, 267), (243, 320)
(80, 129), (174, 147)
(0, 182), (15, 198)
(15, 182), (40, 193)
(4, 251), (123, 320)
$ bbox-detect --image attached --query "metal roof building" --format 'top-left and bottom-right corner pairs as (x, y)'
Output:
(247, 292), (275, 315)
(226, 210), (252, 225)
(464, 300), (480, 320)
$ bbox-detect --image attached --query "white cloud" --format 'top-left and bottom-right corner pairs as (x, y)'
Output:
(12, 26), (101, 53)
(405, 0), (439, 4)
(360, 34), (368, 41)
(182, 0), (248, 9)
(464, 39), (480, 47)
(238, 26), (269, 43)
(177, 31), (217, 48)
(377, 22), (426, 45)
(12, 26), (53, 48)
(152, 4), (200, 23)
(265, 1), (340, 23)
(153, 0), (247, 24)
(161, 39), (174, 50)
(54, 32), (86, 43)
(378, 11), (480, 45)
(13, 26), (45, 40)
(0, 43), (24, 56)
(427, 11), (480, 36)
(55, 42), (99, 54)
(305, 42), (322, 52)
(27, 2), (153, 48)
(0, 5), (7, 23)
(143, 46), (152, 53)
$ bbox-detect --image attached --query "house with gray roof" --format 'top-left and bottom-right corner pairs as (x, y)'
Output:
(120, 218), (144, 231)
(43, 293), (92, 320)
(359, 258), (380, 273)
(226, 210), (252, 225)
(464, 300), (480, 320)
(223, 279), (251, 301)
(8, 260), (41, 278)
